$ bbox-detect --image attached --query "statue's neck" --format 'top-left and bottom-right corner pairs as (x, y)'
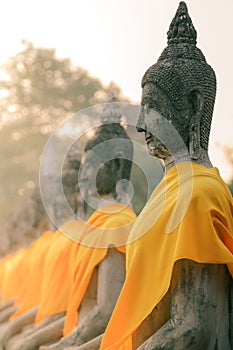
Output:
(78, 191), (132, 221)
(164, 148), (213, 172)
(98, 192), (133, 210)
(98, 194), (116, 209)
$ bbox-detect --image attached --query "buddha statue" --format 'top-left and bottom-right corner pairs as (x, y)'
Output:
(38, 97), (135, 350)
(100, 3), (233, 350)
(3, 96), (136, 350)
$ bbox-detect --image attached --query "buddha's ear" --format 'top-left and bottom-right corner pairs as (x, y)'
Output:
(115, 158), (125, 181)
(188, 89), (204, 115)
(114, 158), (132, 205)
(188, 89), (204, 159)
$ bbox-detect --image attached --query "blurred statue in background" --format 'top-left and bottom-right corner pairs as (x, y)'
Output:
(2, 94), (136, 350)
(0, 143), (82, 347)
(37, 94), (136, 350)
(0, 143), (82, 257)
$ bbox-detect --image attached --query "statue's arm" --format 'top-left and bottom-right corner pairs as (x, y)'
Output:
(0, 299), (17, 324)
(138, 260), (230, 350)
(74, 248), (125, 344)
(1, 306), (38, 346)
(2, 310), (65, 350)
(0, 304), (18, 324)
(59, 334), (103, 350)
(0, 298), (15, 312)
(40, 248), (126, 350)
(24, 311), (66, 336)
(6, 316), (65, 350)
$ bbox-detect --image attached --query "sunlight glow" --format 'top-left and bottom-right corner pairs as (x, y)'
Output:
(0, 0), (232, 181)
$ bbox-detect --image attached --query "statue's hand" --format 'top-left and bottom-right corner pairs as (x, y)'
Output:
(39, 330), (78, 350)
(5, 338), (27, 350)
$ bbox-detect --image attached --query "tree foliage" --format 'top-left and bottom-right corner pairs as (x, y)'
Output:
(0, 40), (124, 225)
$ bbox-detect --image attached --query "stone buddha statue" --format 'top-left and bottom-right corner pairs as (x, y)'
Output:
(79, 97), (133, 220)
(100, 3), (233, 350)
(133, 6), (233, 348)
(137, 1), (216, 170)
(38, 97), (135, 350)
(2, 96), (136, 350)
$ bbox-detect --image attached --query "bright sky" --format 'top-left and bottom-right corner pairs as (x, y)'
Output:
(0, 0), (233, 181)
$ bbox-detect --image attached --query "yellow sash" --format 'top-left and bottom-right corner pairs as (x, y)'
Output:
(35, 223), (85, 323)
(0, 249), (26, 304)
(63, 203), (136, 335)
(100, 163), (233, 350)
(11, 231), (54, 319)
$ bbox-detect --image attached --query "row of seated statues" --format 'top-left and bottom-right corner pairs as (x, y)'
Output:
(0, 2), (232, 349)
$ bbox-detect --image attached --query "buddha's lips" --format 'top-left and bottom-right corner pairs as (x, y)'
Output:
(145, 135), (153, 143)
(146, 137), (158, 149)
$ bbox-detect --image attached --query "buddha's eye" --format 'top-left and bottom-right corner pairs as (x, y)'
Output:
(143, 103), (154, 112)
(142, 97), (154, 109)
(148, 103), (154, 110)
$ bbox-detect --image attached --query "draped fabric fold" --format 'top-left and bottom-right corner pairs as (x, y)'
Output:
(100, 163), (233, 350)
(11, 231), (54, 319)
(63, 203), (136, 336)
(35, 226), (84, 324)
(0, 249), (26, 304)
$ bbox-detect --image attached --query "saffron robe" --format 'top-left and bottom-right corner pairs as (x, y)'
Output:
(11, 230), (54, 319)
(100, 163), (233, 350)
(63, 203), (136, 336)
(35, 222), (86, 324)
(0, 249), (26, 304)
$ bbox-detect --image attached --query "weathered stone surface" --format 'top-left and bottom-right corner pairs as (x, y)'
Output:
(134, 2), (232, 349)
(135, 260), (231, 350)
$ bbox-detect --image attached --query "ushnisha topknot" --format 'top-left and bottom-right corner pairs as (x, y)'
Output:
(100, 91), (122, 124)
(141, 1), (217, 150)
(85, 92), (133, 187)
(85, 91), (131, 157)
(167, 1), (197, 45)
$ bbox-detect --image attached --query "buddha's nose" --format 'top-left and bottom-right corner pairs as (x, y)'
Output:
(136, 107), (146, 132)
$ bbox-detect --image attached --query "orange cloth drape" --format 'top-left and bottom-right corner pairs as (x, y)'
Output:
(11, 230), (54, 319)
(0, 249), (26, 304)
(100, 163), (233, 350)
(35, 222), (86, 324)
(63, 203), (136, 336)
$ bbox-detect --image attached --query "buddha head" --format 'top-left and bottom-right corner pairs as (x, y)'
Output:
(62, 143), (82, 213)
(137, 2), (216, 165)
(79, 96), (133, 216)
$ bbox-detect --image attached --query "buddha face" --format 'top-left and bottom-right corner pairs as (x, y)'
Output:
(79, 150), (101, 199)
(137, 82), (172, 159)
(79, 124), (133, 214)
(79, 148), (121, 200)
(137, 82), (192, 160)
